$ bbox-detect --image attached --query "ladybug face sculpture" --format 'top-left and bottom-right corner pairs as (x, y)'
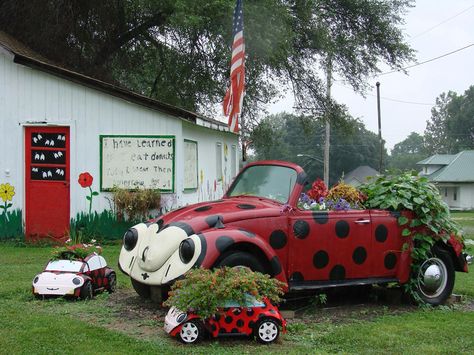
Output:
(119, 160), (468, 306)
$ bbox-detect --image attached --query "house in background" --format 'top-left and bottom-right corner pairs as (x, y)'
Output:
(343, 166), (379, 187)
(418, 151), (474, 210)
(0, 31), (239, 241)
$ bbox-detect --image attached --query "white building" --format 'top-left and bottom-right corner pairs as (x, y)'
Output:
(0, 32), (239, 240)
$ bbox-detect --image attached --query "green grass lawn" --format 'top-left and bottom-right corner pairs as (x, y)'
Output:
(0, 237), (473, 353)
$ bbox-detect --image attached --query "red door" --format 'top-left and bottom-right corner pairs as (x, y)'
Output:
(25, 126), (70, 241)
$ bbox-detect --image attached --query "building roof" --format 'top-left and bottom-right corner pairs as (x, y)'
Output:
(0, 31), (232, 134)
(343, 165), (379, 185)
(417, 154), (457, 165)
(421, 151), (474, 182)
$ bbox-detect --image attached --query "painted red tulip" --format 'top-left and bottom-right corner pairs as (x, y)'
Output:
(78, 172), (93, 188)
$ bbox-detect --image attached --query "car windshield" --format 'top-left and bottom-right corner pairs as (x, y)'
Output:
(45, 260), (84, 272)
(227, 164), (297, 203)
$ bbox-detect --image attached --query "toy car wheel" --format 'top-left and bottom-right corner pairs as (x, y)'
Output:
(179, 320), (204, 344)
(131, 278), (151, 299)
(216, 251), (266, 274)
(255, 317), (279, 344)
(80, 280), (93, 300)
(107, 272), (117, 293)
(415, 247), (455, 305)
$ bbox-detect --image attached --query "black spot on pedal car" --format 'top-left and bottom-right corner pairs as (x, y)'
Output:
(352, 247), (367, 265)
(290, 272), (304, 281)
(195, 205), (212, 212)
(329, 265), (346, 280)
(312, 211), (328, 224)
(375, 224), (388, 243)
(211, 324), (217, 332)
(216, 236), (234, 252)
(237, 204), (256, 209)
(219, 328), (227, 334)
(293, 220), (310, 239)
(296, 171), (308, 185)
(231, 328), (239, 333)
(335, 220), (350, 238)
(249, 320), (255, 329)
(384, 253), (397, 269)
(269, 230), (287, 249)
(233, 308), (242, 315)
(270, 256), (282, 276)
(247, 309), (255, 317)
(169, 221), (195, 236)
(206, 215), (224, 228)
(236, 319), (244, 327)
(193, 234), (207, 268)
(214, 313), (221, 322)
(313, 250), (329, 269)
(239, 229), (256, 238)
(225, 316), (233, 324)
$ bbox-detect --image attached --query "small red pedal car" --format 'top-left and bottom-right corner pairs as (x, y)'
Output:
(32, 251), (116, 299)
(164, 296), (286, 344)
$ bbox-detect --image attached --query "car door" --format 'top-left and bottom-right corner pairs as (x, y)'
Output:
(288, 209), (374, 287)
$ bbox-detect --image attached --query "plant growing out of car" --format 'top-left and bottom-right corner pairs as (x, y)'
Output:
(360, 171), (463, 303)
(164, 267), (286, 319)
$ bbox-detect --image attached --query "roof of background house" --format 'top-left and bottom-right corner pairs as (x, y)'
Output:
(420, 151), (474, 182)
(0, 31), (231, 133)
(417, 154), (457, 165)
(343, 165), (379, 184)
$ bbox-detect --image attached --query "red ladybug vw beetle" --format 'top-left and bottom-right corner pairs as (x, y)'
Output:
(164, 296), (286, 344)
(119, 160), (468, 306)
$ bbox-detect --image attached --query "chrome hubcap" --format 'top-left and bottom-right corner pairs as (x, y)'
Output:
(258, 321), (278, 342)
(180, 322), (198, 343)
(417, 257), (447, 298)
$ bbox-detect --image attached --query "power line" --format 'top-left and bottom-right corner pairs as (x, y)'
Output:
(378, 43), (474, 76)
(410, 4), (474, 40)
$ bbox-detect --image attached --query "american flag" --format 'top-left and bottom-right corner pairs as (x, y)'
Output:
(223, 0), (245, 134)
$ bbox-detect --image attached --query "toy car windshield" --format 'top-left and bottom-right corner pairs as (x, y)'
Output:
(45, 260), (85, 272)
(222, 294), (266, 308)
(227, 164), (297, 203)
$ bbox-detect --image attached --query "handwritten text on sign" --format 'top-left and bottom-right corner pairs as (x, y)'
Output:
(100, 136), (175, 191)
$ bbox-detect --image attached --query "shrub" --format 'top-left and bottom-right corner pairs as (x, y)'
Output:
(111, 187), (161, 221)
(164, 267), (286, 318)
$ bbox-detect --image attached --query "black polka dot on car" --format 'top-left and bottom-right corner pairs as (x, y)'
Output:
(270, 256), (282, 276)
(231, 328), (239, 333)
(225, 315), (233, 324)
(194, 234), (207, 268)
(211, 323), (217, 332)
(330, 265), (346, 280)
(335, 220), (350, 238)
(312, 211), (328, 224)
(246, 309), (255, 317)
(384, 253), (397, 269)
(375, 224), (388, 242)
(233, 308), (242, 315)
(290, 272), (304, 281)
(214, 313), (221, 322)
(293, 220), (310, 239)
(269, 230), (287, 249)
(194, 205), (212, 212)
(236, 204), (256, 209)
(236, 319), (244, 327)
(215, 236), (234, 252)
(219, 328), (227, 333)
(352, 247), (367, 265)
(205, 215), (224, 228)
(313, 250), (329, 269)
(169, 221), (195, 236)
(249, 320), (255, 329)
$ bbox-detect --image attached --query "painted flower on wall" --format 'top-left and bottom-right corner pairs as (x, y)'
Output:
(0, 182), (15, 222)
(78, 172), (99, 214)
(78, 172), (93, 188)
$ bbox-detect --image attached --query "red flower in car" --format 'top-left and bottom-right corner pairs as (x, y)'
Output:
(78, 172), (93, 188)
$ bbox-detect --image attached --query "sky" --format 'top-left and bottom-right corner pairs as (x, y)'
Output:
(268, 0), (474, 151)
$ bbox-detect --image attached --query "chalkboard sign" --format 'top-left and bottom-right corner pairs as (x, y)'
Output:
(183, 139), (198, 190)
(100, 135), (175, 191)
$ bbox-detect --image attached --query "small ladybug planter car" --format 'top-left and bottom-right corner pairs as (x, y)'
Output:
(32, 251), (116, 299)
(119, 160), (469, 306)
(164, 297), (286, 344)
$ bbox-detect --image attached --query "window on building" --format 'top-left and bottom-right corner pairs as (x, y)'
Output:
(445, 188), (448, 197)
(231, 145), (237, 177)
(454, 189), (457, 201)
(216, 142), (222, 180)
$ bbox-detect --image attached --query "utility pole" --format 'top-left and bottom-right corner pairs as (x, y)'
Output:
(376, 82), (383, 172)
(324, 57), (332, 186)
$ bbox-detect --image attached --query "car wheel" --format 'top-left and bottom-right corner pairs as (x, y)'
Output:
(131, 278), (151, 299)
(216, 251), (266, 273)
(254, 317), (280, 344)
(107, 272), (117, 293)
(178, 320), (204, 344)
(80, 281), (93, 300)
(415, 248), (455, 305)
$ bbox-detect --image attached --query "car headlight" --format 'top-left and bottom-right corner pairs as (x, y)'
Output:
(179, 239), (195, 264)
(123, 228), (138, 251)
(72, 277), (82, 285)
(176, 313), (187, 324)
(33, 276), (39, 284)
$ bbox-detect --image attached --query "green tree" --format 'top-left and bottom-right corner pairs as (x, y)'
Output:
(388, 132), (427, 171)
(0, 0), (414, 132)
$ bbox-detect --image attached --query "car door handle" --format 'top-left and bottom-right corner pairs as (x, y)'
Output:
(355, 219), (370, 224)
